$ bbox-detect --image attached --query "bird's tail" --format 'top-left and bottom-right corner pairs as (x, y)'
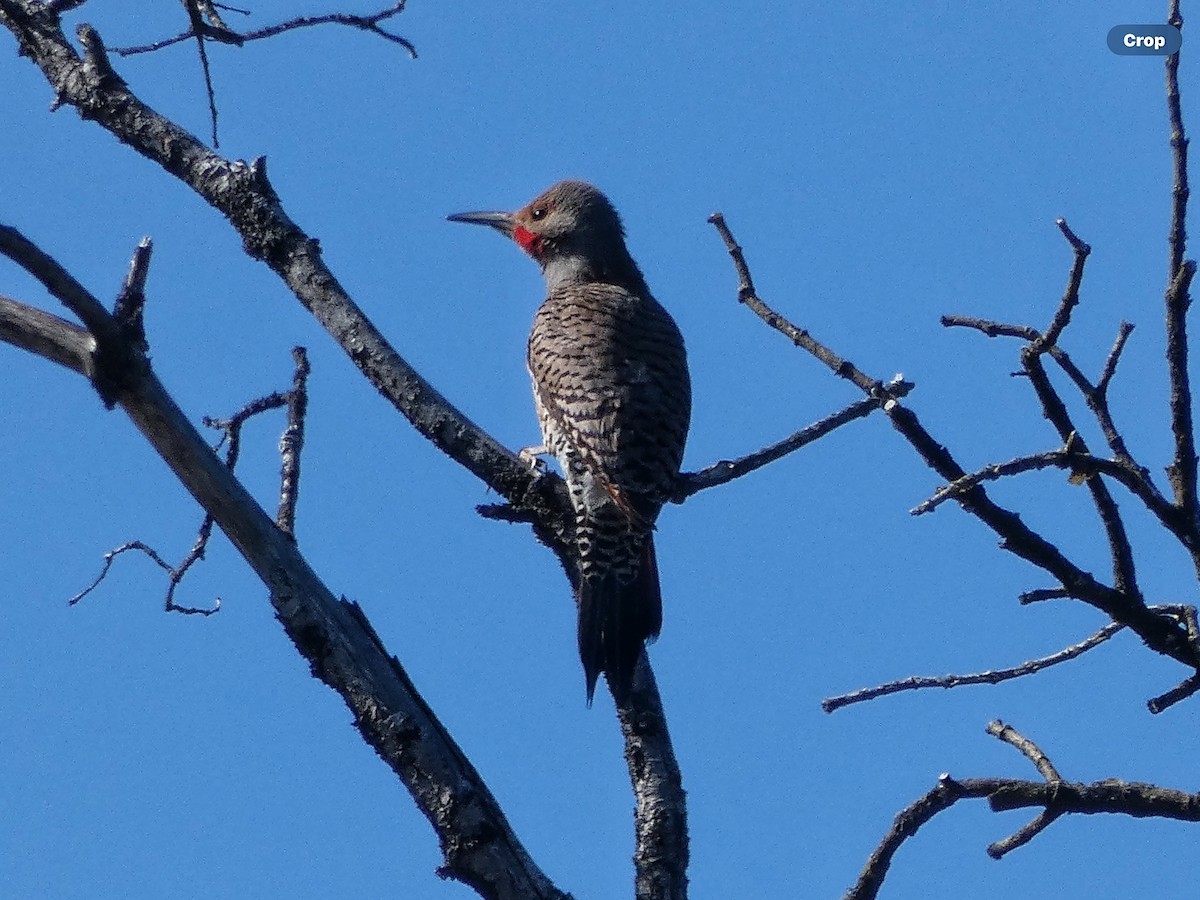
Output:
(578, 537), (663, 705)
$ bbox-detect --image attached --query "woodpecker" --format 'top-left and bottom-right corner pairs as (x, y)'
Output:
(449, 181), (691, 703)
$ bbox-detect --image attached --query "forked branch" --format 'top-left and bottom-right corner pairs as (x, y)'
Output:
(845, 722), (1200, 900)
(707, 213), (1200, 677)
(0, 231), (569, 900)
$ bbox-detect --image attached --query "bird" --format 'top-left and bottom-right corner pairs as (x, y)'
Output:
(448, 181), (692, 704)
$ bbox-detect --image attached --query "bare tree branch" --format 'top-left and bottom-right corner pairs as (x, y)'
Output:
(68, 539), (222, 615)
(1165, 0), (1199, 525)
(1149, 671), (1200, 712)
(822, 620), (1127, 713)
(278, 346), (310, 536)
(0, 223), (142, 405)
(942, 314), (1196, 560)
(1019, 587), (1071, 604)
(0, 229), (569, 900)
(672, 378), (912, 501)
(114, 2), (416, 58)
(844, 723), (1200, 900)
(0, 7), (740, 890)
(988, 719), (1061, 781)
(707, 212), (1200, 674)
(981, 721), (1063, 857)
(1097, 321), (1136, 394)
(0, 293), (92, 375)
(618, 661), (689, 900)
(707, 212), (898, 402)
(1019, 220), (1139, 596)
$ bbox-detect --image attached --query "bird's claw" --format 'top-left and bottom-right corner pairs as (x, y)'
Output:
(518, 445), (550, 474)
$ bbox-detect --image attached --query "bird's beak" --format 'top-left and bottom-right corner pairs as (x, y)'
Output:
(446, 209), (515, 237)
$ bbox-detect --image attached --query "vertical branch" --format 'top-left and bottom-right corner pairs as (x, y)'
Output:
(617, 660), (689, 900)
(1165, 1), (1198, 520)
(1021, 223), (1139, 597)
(277, 346), (309, 536)
(1168, 0), (1190, 278)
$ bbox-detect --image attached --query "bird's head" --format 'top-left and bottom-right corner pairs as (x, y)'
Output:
(448, 181), (634, 284)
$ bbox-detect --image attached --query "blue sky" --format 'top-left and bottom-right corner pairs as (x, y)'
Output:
(3, 2), (1199, 898)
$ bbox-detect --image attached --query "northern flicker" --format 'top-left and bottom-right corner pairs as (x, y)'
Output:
(449, 181), (691, 703)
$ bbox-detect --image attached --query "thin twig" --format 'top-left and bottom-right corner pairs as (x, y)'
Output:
(1052, 325), (1142, 468)
(707, 212), (897, 401)
(177, 1), (223, 146)
(912, 445), (1079, 515)
(674, 378), (913, 501)
(115, 2), (416, 58)
(940, 315), (1038, 341)
(242, 2), (416, 56)
(69, 541), (171, 605)
(822, 621), (1125, 713)
(67, 539), (220, 615)
(825, 605), (1199, 714)
(914, 446), (1175, 535)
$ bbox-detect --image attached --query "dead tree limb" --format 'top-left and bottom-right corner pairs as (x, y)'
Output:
(707, 212), (1200, 685)
(845, 722), (1200, 900)
(0, 232), (570, 900)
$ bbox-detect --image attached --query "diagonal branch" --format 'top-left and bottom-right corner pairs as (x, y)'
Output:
(0, 5), (568, 552)
(0, 7), (696, 890)
(707, 213), (897, 401)
(0, 223), (143, 405)
(672, 378), (913, 501)
(943, 314), (1198, 560)
(1019, 219), (1138, 597)
(708, 212), (1200, 671)
(822, 619), (1126, 713)
(913, 445), (1183, 544)
(0, 235), (569, 900)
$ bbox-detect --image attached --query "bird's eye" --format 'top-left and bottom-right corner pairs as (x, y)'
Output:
(530, 206), (547, 220)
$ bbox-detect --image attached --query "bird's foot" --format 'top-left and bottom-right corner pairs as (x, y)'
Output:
(518, 444), (550, 474)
